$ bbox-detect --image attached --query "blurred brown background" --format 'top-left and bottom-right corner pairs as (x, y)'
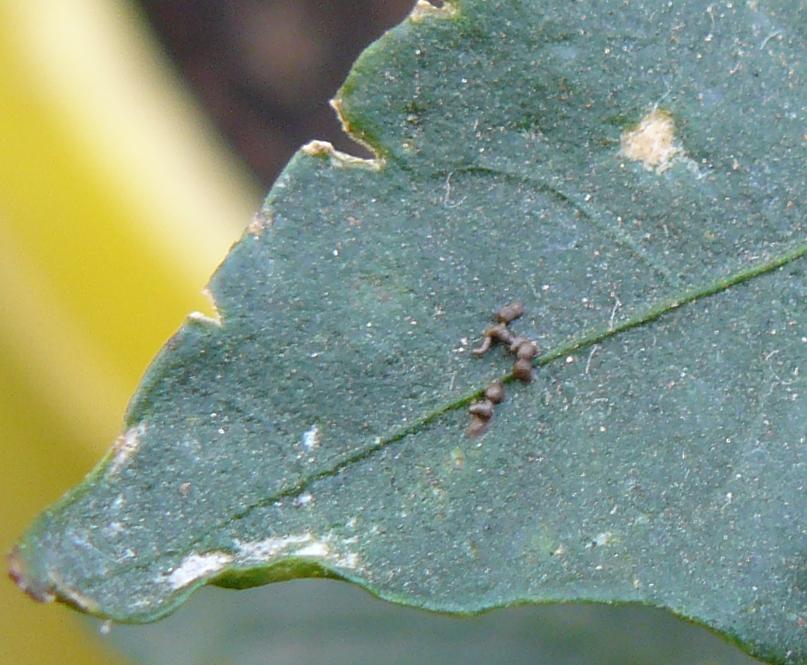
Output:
(138, 0), (416, 185)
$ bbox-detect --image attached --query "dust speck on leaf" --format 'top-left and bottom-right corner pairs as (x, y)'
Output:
(302, 424), (321, 451)
(294, 492), (314, 507)
(586, 531), (616, 548)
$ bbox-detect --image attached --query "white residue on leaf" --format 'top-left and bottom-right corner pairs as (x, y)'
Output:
(236, 534), (311, 560)
(107, 423), (146, 475)
(586, 531), (616, 548)
(302, 425), (321, 451)
(236, 531), (360, 570)
(167, 534), (361, 591)
(295, 542), (329, 557)
(167, 552), (234, 589)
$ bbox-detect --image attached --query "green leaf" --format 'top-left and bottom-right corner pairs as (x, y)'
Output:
(11, 1), (806, 663)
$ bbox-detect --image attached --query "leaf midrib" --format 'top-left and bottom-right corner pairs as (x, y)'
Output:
(76, 204), (807, 610)
(201, 237), (807, 541)
(94, 239), (806, 587)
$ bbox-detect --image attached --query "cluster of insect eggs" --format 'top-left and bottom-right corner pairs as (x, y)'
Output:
(467, 302), (539, 436)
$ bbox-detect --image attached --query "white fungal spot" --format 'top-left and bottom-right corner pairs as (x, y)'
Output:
(168, 552), (234, 589)
(302, 425), (321, 451)
(620, 109), (683, 172)
(107, 423), (146, 475)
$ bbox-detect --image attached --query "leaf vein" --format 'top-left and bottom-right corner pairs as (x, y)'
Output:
(189, 238), (807, 552)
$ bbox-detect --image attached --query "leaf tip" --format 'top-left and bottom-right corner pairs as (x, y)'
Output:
(9, 543), (102, 614)
(7, 545), (55, 604)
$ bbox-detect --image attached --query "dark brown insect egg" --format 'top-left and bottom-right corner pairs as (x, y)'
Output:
(468, 400), (494, 420)
(516, 341), (538, 360)
(488, 323), (514, 345)
(471, 336), (492, 356)
(495, 302), (525, 324)
(508, 336), (528, 353)
(468, 302), (539, 434)
(484, 381), (505, 404)
(512, 358), (534, 383)
(467, 415), (490, 437)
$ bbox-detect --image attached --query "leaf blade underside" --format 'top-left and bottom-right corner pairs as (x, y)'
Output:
(12, 1), (806, 663)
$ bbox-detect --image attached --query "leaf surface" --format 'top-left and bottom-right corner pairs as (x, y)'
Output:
(12, 1), (807, 663)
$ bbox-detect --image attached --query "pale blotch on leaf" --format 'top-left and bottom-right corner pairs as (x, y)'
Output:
(246, 210), (273, 237)
(235, 532), (361, 569)
(164, 534), (362, 591)
(620, 109), (682, 172)
(167, 552), (234, 590)
(107, 423), (146, 476)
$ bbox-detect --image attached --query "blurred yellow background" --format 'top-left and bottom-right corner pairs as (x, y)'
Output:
(0, 1), (261, 663)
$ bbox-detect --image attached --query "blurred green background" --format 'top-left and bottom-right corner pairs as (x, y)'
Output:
(0, 1), (766, 664)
